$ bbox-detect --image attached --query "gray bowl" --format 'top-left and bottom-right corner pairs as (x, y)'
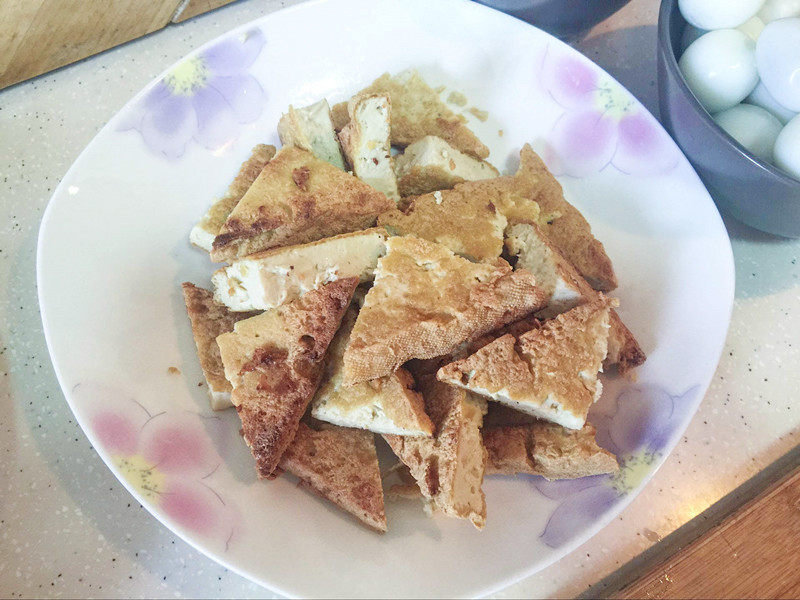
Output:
(475, 0), (631, 41)
(657, 0), (800, 237)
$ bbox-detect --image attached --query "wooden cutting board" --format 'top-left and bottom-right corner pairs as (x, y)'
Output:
(613, 464), (800, 599)
(0, 0), (236, 89)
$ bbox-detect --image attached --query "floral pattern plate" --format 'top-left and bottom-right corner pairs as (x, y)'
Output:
(36, 0), (734, 597)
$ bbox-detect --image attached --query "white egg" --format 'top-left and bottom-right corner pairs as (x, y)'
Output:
(681, 23), (707, 52)
(756, 18), (800, 111)
(714, 103), (784, 162)
(679, 0), (765, 29)
(679, 30), (760, 113)
(773, 114), (800, 179)
(737, 15), (766, 40)
(758, 0), (800, 23)
(746, 80), (799, 123)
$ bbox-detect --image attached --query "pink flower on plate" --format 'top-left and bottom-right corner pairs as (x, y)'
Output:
(541, 46), (678, 177)
(83, 386), (237, 549)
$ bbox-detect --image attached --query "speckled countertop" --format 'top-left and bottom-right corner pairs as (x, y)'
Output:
(1, 0), (798, 597)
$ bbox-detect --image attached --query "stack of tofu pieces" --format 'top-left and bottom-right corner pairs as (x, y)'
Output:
(182, 70), (645, 532)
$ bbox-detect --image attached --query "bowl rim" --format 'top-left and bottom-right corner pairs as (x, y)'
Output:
(657, 0), (800, 188)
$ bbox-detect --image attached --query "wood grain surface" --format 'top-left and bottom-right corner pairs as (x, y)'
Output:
(613, 465), (800, 599)
(0, 0), (239, 89)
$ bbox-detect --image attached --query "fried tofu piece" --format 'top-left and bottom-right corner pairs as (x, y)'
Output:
(378, 185), (508, 262)
(339, 93), (399, 202)
(483, 423), (618, 479)
(190, 144), (276, 252)
(216, 278), (356, 478)
(505, 222), (645, 374)
(453, 144), (617, 291)
(380, 144), (570, 262)
(180, 283), (257, 410)
(277, 99), (346, 170)
(210, 146), (392, 262)
(311, 307), (434, 436)
(438, 297), (614, 430)
(342, 235), (548, 385)
(340, 71), (490, 159)
(384, 375), (488, 528)
(211, 228), (388, 312)
(394, 135), (499, 197)
(280, 422), (387, 532)
(513, 145), (617, 291)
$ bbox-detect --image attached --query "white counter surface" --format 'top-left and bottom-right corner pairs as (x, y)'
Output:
(1, 0), (798, 597)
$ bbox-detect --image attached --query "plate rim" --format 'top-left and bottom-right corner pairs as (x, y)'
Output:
(36, 0), (736, 597)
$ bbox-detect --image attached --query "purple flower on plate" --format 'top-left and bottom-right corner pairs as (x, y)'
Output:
(534, 384), (700, 548)
(540, 45), (679, 177)
(119, 30), (266, 159)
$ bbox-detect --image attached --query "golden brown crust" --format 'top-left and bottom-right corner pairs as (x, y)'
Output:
(180, 283), (257, 406)
(211, 146), (393, 262)
(483, 423), (618, 479)
(505, 222), (645, 372)
(452, 144), (616, 291)
(355, 71), (489, 158)
(191, 145), (276, 250)
(394, 137), (499, 197)
(378, 186), (508, 262)
(437, 297), (614, 429)
(607, 310), (647, 375)
(331, 101), (349, 133)
(279, 422), (387, 532)
(396, 165), (461, 198)
(512, 146), (617, 291)
(342, 235), (548, 385)
(217, 278), (357, 478)
(311, 306), (434, 436)
(384, 375), (488, 528)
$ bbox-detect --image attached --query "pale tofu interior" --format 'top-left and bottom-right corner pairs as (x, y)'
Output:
(394, 135), (498, 192)
(209, 389), (233, 412)
(212, 229), (387, 311)
(311, 308), (432, 436)
(505, 223), (584, 319)
(215, 305), (296, 392)
(347, 94), (399, 202)
(278, 99), (345, 170)
(472, 386), (587, 430)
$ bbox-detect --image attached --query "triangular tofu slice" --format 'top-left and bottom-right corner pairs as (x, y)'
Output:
(394, 135), (499, 197)
(380, 145), (565, 262)
(211, 228), (388, 312)
(190, 144), (276, 252)
(180, 283), (257, 410)
(280, 422), (387, 532)
(342, 235), (547, 385)
(210, 146), (393, 262)
(216, 278), (357, 478)
(311, 306), (434, 436)
(278, 99), (346, 170)
(483, 422), (618, 479)
(437, 297), (614, 430)
(384, 375), (488, 529)
(505, 222), (645, 374)
(339, 93), (399, 202)
(378, 184), (509, 262)
(453, 144), (617, 291)
(336, 70), (489, 158)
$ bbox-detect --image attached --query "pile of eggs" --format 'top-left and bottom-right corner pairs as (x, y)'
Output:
(678, 0), (800, 180)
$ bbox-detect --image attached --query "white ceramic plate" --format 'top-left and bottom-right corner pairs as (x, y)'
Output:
(37, 0), (735, 597)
